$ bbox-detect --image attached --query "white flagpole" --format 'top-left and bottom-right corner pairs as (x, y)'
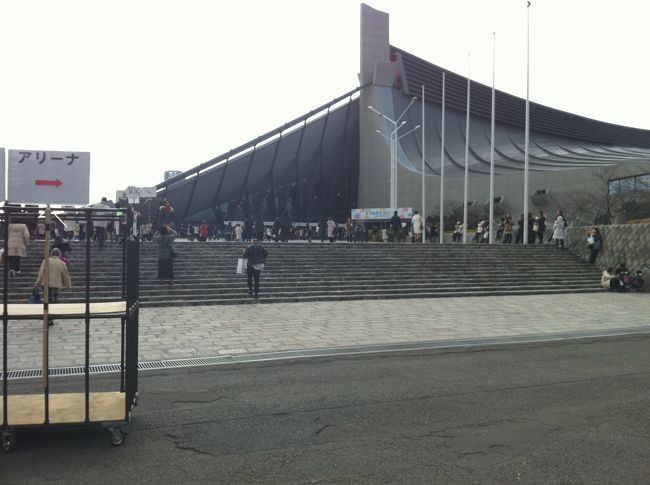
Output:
(391, 132), (395, 209)
(489, 32), (496, 244)
(421, 84), (426, 244)
(462, 53), (471, 244)
(523, 1), (531, 245)
(394, 124), (398, 210)
(439, 72), (446, 244)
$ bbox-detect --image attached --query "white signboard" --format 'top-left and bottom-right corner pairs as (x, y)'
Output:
(125, 186), (156, 200)
(351, 207), (413, 220)
(8, 149), (90, 205)
(0, 148), (5, 200)
(138, 186), (157, 198)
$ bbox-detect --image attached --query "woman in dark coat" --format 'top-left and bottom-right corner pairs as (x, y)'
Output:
(154, 225), (177, 283)
(527, 212), (535, 244)
(243, 217), (254, 242)
(587, 226), (603, 264)
(280, 210), (291, 242)
(515, 214), (524, 244)
(536, 211), (546, 244)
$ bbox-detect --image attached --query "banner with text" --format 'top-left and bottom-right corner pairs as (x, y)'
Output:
(351, 207), (413, 221)
(8, 149), (90, 205)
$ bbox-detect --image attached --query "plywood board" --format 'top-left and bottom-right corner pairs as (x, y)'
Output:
(0, 391), (125, 425)
(5, 301), (126, 318)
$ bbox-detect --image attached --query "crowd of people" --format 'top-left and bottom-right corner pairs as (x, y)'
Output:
(165, 209), (579, 248)
(7, 197), (642, 306)
(1, 197), (117, 324)
(145, 200), (645, 297)
(172, 212), (441, 244)
(452, 210), (568, 247)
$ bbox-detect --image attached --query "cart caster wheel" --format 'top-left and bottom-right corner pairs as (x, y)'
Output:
(109, 428), (125, 446)
(1, 431), (15, 453)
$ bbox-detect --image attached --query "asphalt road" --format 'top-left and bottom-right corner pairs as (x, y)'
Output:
(2, 335), (650, 484)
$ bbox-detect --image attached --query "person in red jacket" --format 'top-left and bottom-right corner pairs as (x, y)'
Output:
(199, 220), (209, 242)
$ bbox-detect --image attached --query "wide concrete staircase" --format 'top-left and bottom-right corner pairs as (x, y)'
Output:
(0, 241), (602, 307)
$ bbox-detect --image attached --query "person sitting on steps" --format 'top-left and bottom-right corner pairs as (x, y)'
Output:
(601, 267), (622, 292)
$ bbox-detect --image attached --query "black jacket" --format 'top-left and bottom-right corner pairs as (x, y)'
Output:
(243, 244), (268, 265)
(255, 218), (265, 232)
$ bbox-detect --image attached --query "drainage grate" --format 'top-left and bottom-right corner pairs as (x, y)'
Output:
(2, 326), (650, 380)
(1, 363), (123, 380)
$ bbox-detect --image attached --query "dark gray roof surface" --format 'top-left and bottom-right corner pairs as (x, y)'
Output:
(395, 46), (650, 148)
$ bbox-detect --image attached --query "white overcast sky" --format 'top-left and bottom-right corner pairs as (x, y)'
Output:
(2, 0), (649, 203)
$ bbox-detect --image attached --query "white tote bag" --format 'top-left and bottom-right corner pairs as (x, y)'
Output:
(236, 258), (247, 274)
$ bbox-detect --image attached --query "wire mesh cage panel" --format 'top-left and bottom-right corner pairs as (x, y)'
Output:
(0, 205), (140, 451)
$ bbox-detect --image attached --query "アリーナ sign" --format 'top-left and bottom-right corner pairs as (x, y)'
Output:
(8, 149), (90, 205)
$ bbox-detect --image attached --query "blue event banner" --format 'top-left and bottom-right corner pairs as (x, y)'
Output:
(351, 207), (413, 220)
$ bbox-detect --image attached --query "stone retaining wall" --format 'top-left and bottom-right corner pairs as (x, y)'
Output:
(566, 224), (650, 272)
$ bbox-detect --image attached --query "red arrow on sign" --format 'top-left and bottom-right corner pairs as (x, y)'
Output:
(35, 179), (63, 188)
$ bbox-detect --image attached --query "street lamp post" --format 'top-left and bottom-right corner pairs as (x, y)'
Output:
(368, 97), (418, 210)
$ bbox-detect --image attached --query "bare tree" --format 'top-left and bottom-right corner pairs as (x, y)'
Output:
(444, 201), (465, 231)
(555, 164), (650, 224)
(592, 165), (624, 223)
(555, 190), (608, 225)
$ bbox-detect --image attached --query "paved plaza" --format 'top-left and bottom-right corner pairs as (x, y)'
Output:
(1, 292), (648, 370)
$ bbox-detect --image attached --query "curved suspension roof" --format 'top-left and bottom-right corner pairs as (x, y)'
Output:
(395, 46), (650, 147)
(386, 46), (650, 178)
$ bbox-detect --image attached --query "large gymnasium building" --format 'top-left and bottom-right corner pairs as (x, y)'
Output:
(156, 4), (650, 227)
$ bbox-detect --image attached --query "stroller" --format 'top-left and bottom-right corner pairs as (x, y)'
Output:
(619, 266), (646, 292)
(629, 268), (646, 292)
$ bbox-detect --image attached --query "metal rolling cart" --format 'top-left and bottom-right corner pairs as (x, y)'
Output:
(0, 205), (140, 451)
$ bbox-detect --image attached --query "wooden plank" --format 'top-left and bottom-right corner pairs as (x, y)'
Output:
(0, 391), (125, 425)
(6, 301), (126, 318)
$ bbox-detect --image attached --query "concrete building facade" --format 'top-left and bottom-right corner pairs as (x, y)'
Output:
(157, 3), (650, 227)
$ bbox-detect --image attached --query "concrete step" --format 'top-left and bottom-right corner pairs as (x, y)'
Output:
(144, 287), (604, 307)
(2, 242), (601, 307)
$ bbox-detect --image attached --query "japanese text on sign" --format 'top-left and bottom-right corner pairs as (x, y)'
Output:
(15, 151), (80, 165)
(8, 149), (90, 205)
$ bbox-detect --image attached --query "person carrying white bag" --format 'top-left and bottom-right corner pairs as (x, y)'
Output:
(236, 257), (247, 274)
(242, 238), (268, 299)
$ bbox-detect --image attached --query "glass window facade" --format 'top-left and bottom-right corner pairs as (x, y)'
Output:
(608, 173), (650, 194)
(636, 174), (650, 191)
(620, 177), (635, 193)
(608, 180), (620, 194)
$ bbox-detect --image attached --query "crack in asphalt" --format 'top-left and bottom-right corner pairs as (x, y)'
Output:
(314, 424), (333, 435)
(165, 432), (216, 457)
(458, 451), (486, 457)
(171, 395), (228, 406)
(137, 371), (644, 434)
